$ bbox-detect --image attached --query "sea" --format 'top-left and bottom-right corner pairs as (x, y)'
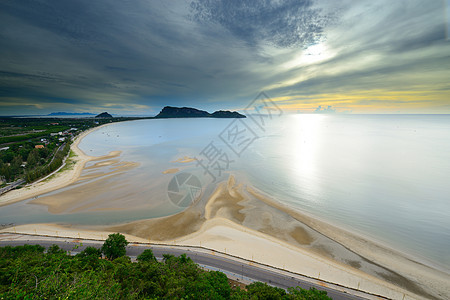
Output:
(1, 114), (449, 272)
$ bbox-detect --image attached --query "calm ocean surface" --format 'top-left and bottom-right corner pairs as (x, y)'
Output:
(1, 114), (449, 271)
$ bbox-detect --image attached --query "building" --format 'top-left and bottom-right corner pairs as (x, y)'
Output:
(35, 145), (44, 149)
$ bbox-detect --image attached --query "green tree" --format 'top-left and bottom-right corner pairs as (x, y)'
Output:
(1, 150), (14, 163)
(246, 282), (287, 299)
(0, 161), (3, 183)
(27, 149), (39, 167)
(10, 156), (22, 176)
(287, 286), (332, 299)
(75, 246), (103, 269)
(18, 147), (30, 161)
(201, 271), (231, 299)
(77, 246), (102, 259)
(47, 244), (66, 255)
(0, 244), (332, 299)
(137, 249), (157, 262)
(0, 165), (12, 182)
(101, 233), (129, 260)
(39, 147), (49, 159)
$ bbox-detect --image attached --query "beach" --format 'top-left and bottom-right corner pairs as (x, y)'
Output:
(105, 175), (449, 300)
(1, 124), (449, 300)
(0, 124), (109, 207)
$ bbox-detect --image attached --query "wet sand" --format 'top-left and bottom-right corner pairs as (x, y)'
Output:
(0, 127), (448, 299)
(171, 156), (196, 163)
(162, 168), (180, 174)
(29, 156), (139, 214)
(3, 174), (449, 299)
(106, 175), (449, 300)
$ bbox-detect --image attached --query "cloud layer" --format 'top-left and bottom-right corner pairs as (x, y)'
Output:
(190, 0), (332, 48)
(0, 0), (449, 115)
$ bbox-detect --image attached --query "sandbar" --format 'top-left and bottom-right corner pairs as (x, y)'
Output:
(171, 156), (196, 163)
(163, 168), (180, 174)
(104, 175), (449, 300)
(0, 125), (448, 300)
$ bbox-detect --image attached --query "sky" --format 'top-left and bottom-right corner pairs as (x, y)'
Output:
(0, 0), (449, 116)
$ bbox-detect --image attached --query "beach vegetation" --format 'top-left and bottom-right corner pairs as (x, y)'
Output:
(137, 249), (157, 262)
(0, 241), (331, 299)
(0, 116), (142, 186)
(101, 233), (129, 260)
(25, 142), (71, 183)
(68, 149), (76, 158)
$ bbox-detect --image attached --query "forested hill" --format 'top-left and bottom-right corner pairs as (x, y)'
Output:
(155, 106), (246, 118)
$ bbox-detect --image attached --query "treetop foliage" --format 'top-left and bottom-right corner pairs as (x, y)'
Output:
(0, 234), (331, 299)
(101, 233), (129, 260)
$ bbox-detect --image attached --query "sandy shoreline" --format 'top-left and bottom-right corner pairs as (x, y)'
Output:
(3, 176), (449, 300)
(0, 221), (420, 300)
(0, 123), (448, 299)
(104, 175), (449, 299)
(0, 124), (112, 206)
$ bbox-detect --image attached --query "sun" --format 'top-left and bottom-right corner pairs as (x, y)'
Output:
(283, 43), (335, 69)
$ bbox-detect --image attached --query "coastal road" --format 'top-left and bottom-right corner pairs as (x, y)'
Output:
(0, 233), (385, 300)
(0, 179), (25, 196)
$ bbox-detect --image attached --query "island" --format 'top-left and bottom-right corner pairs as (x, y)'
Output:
(155, 106), (245, 118)
(95, 112), (113, 118)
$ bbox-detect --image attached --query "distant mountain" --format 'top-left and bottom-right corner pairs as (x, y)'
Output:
(155, 106), (210, 118)
(155, 106), (245, 119)
(210, 110), (246, 118)
(47, 112), (95, 116)
(95, 112), (113, 118)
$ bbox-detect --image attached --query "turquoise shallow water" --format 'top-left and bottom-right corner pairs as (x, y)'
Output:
(1, 115), (449, 271)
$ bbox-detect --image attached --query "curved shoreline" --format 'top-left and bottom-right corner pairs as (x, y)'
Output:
(4, 173), (450, 300)
(104, 175), (449, 300)
(0, 123), (112, 207)
(0, 121), (448, 299)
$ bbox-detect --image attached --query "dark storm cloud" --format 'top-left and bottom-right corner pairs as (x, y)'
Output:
(1, 0), (100, 41)
(0, 0), (215, 113)
(0, 0), (448, 115)
(1, 0), (307, 114)
(190, 0), (332, 48)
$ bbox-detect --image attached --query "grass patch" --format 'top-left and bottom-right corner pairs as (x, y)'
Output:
(58, 155), (77, 173)
(68, 149), (76, 158)
(60, 160), (75, 172)
(61, 149), (77, 172)
(40, 151), (77, 183)
(42, 174), (56, 182)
